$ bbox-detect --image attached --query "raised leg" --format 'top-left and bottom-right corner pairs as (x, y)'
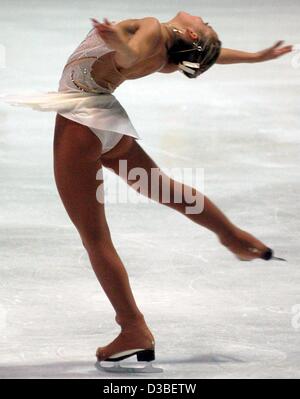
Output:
(53, 114), (154, 360)
(102, 138), (270, 260)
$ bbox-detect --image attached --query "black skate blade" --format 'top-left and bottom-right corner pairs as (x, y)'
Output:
(262, 248), (287, 262)
(96, 348), (155, 363)
(272, 256), (287, 262)
(95, 360), (163, 374)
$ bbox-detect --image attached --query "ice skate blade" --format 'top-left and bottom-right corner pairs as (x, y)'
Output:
(95, 361), (163, 374)
(272, 256), (287, 262)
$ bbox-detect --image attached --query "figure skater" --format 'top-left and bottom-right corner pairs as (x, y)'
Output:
(3, 11), (292, 371)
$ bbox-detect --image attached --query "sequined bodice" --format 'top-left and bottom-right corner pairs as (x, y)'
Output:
(58, 26), (126, 94)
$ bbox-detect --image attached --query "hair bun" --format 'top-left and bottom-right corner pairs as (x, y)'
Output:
(167, 33), (222, 79)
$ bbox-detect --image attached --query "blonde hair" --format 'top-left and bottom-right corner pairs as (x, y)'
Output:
(168, 33), (222, 78)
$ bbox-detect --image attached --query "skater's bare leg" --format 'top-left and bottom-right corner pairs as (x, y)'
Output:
(103, 138), (269, 261)
(53, 115), (154, 360)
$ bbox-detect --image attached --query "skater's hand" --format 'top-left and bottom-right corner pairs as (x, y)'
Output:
(219, 227), (270, 261)
(91, 18), (125, 51)
(91, 17), (140, 68)
(255, 41), (293, 62)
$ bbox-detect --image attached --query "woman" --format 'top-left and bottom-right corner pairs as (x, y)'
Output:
(4, 11), (292, 366)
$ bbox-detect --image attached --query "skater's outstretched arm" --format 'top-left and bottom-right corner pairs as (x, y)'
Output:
(216, 41), (293, 64)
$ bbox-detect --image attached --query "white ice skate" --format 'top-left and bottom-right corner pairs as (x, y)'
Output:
(95, 348), (163, 374)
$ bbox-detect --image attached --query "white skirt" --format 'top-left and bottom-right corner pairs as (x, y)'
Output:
(0, 90), (140, 153)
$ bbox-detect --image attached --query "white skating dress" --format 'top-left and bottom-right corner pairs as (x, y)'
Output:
(1, 26), (140, 153)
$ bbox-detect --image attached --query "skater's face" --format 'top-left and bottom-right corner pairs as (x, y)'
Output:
(177, 11), (218, 43)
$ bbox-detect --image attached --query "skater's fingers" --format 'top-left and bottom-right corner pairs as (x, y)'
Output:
(276, 46), (293, 55)
(91, 17), (111, 26)
(280, 45), (293, 51)
(91, 18), (100, 25)
(95, 23), (114, 32)
(91, 18), (114, 32)
(103, 17), (112, 25)
(272, 40), (284, 49)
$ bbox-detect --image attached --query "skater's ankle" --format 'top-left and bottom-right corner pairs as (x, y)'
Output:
(115, 312), (145, 329)
(119, 317), (154, 342)
(218, 225), (239, 246)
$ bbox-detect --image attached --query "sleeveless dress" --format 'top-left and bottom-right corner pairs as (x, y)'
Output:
(1, 25), (140, 153)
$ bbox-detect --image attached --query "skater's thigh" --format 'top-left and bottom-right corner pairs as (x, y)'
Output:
(53, 114), (109, 242)
(102, 138), (160, 175)
(102, 139), (182, 204)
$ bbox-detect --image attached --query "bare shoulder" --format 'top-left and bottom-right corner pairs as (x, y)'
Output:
(115, 17), (161, 35)
(122, 18), (177, 74)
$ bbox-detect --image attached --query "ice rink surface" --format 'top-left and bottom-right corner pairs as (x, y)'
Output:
(0, 0), (300, 379)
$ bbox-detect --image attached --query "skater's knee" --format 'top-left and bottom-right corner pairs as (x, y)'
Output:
(81, 229), (113, 254)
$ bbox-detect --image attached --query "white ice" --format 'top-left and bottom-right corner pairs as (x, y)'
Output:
(0, 0), (300, 379)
